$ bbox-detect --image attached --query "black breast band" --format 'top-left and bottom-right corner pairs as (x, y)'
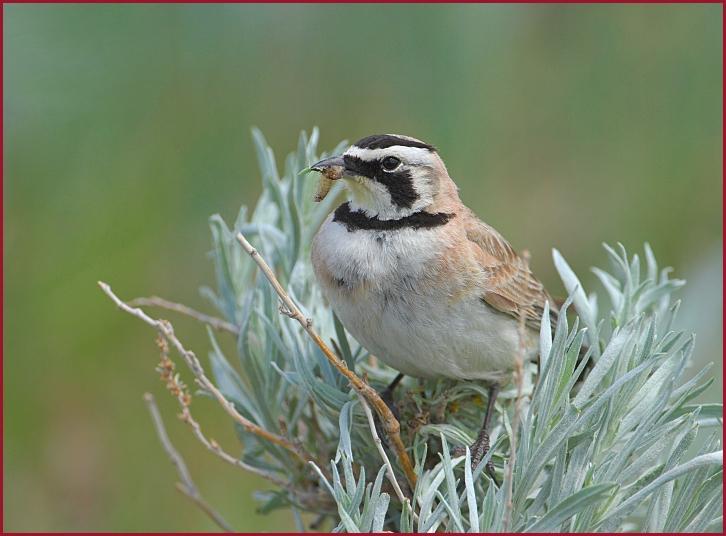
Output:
(332, 202), (454, 232)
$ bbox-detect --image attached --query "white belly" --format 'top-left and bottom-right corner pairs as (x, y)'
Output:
(312, 218), (537, 381)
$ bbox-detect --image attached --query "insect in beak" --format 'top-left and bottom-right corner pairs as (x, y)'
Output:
(306, 155), (347, 202)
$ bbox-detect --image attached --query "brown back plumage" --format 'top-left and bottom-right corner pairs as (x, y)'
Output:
(462, 207), (559, 333)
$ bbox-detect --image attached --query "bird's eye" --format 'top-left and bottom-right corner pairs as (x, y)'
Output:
(381, 156), (401, 172)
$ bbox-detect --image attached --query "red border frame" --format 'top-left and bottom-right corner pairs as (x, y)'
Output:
(0, 1), (723, 534)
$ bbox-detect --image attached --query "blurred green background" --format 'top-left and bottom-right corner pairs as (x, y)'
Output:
(4, 3), (722, 531)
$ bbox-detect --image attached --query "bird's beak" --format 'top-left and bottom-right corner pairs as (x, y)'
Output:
(309, 155), (346, 179)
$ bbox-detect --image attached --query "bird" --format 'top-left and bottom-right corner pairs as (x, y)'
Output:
(308, 134), (559, 480)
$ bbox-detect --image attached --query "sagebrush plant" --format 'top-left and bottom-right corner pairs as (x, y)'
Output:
(106, 129), (722, 532)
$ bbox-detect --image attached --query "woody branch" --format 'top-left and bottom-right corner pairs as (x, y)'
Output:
(235, 231), (418, 489)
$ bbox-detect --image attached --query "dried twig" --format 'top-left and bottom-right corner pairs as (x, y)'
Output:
(143, 392), (234, 532)
(130, 296), (239, 334)
(503, 305), (528, 531)
(235, 232), (418, 488)
(155, 335), (287, 487)
(179, 404), (288, 487)
(99, 281), (309, 464)
(357, 394), (408, 505)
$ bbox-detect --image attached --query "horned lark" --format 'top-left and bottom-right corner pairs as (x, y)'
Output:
(309, 134), (558, 476)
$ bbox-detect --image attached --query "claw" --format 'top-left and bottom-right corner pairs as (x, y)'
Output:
(451, 434), (499, 486)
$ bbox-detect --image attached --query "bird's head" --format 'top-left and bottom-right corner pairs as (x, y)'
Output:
(310, 134), (457, 220)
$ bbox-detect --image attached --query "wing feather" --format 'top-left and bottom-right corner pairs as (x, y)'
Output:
(464, 209), (558, 332)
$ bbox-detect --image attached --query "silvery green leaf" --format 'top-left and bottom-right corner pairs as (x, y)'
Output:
(668, 402), (722, 423)
(559, 439), (594, 502)
(333, 313), (355, 369)
(644, 242), (658, 282)
(371, 493), (390, 532)
(198, 285), (224, 315)
(592, 267), (622, 313)
(309, 461), (336, 497)
(359, 466), (387, 531)
(573, 320), (635, 409)
(236, 222), (288, 247)
(209, 216), (241, 319)
(552, 327), (585, 407)
(479, 477), (497, 530)
(670, 375), (715, 410)
(635, 279), (686, 313)
(417, 466), (448, 528)
(463, 448), (479, 532)
(553, 248), (599, 353)
(539, 299), (553, 372)
(629, 253), (641, 289)
(615, 397), (685, 484)
(349, 463), (367, 513)
(286, 174), (302, 262)
(618, 351), (677, 434)
(332, 139), (350, 155)
(658, 298), (681, 335)
(526, 483), (616, 532)
(547, 442), (568, 508)
(400, 498), (414, 533)
(560, 344), (595, 397)
(602, 242), (629, 280)
(308, 127), (320, 157)
(645, 419), (697, 531)
(666, 434), (722, 530)
(418, 455), (465, 531)
(418, 424), (474, 447)
(517, 356), (656, 504)
(601, 450), (723, 524)
(532, 293), (572, 441)
(338, 505), (361, 533)
(646, 481), (674, 532)
(338, 402), (354, 461)
(251, 128), (284, 206)
(683, 490), (723, 532)
(420, 500), (448, 533)
(439, 435), (463, 531)
(207, 327), (246, 402)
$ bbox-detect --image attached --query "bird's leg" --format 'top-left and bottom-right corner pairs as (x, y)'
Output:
(380, 372), (404, 416)
(474, 384), (499, 483)
(453, 384), (500, 484)
(374, 373), (404, 443)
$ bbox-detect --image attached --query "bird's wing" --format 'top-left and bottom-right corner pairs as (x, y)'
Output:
(464, 209), (558, 332)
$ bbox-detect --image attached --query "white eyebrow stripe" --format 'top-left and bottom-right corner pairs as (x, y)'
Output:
(345, 145), (433, 164)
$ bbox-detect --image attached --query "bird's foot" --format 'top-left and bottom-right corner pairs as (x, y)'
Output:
(452, 431), (499, 485)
